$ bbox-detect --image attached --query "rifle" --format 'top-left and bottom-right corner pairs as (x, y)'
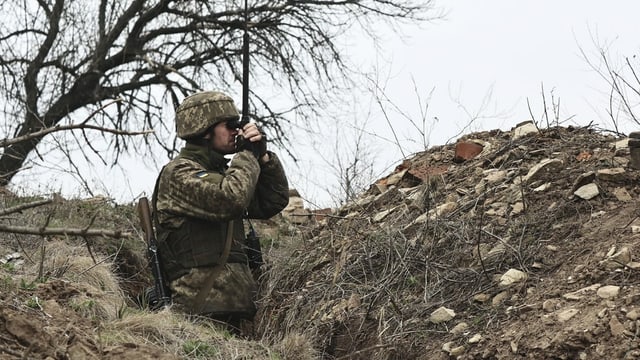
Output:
(137, 196), (171, 309)
(245, 220), (263, 272)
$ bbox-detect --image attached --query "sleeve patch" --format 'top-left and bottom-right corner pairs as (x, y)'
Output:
(195, 171), (209, 178)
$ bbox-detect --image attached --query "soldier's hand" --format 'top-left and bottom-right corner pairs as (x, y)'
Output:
(240, 123), (267, 160)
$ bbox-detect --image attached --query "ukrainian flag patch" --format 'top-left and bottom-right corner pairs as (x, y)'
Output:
(195, 171), (209, 178)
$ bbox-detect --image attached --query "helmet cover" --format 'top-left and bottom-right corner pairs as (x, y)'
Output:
(175, 91), (240, 139)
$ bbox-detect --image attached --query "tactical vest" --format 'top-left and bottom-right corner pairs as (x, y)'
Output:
(151, 148), (249, 282)
(156, 217), (248, 282)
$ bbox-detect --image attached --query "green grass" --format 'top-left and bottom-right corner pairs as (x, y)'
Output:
(182, 339), (219, 358)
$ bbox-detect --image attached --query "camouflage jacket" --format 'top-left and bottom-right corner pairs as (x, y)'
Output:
(153, 144), (289, 279)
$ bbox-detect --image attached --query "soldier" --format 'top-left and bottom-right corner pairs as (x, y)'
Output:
(152, 91), (289, 330)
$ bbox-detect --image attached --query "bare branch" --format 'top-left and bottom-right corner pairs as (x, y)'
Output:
(0, 198), (54, 216)
(0, 223), (133, 239)
(1, 123), (153, 148)
(0, 0), (438, 189)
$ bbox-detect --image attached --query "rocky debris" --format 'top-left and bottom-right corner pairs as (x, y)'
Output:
(0, 251), (24, 267)
(282, 189), (311, 224)
(454, 141), (484, 162)
(596, 285), (620, 299)
(430, 306), (456, 324)
(512, 120), (539, 139)
(499, 268), (528, 287)
(259, 124), (640, 360)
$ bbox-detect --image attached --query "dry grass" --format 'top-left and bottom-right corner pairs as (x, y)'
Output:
(0, 197), (287, 359)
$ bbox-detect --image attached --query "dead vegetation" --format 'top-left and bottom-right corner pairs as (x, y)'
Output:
(3, 124), (640, 359)
(256, 124), (640, 359)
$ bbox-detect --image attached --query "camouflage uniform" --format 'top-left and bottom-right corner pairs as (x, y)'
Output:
(153, 91), (289, 320)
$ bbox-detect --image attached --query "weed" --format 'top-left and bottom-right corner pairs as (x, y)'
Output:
(2, 262), (15, 272)
(25, 296), (40, 309)
(182, 339), (219, 358)
(70, 299), (96, 313)
(19, 278), (36, 290)
(406, 275), (419, 286)
(0, 275), (15, 291)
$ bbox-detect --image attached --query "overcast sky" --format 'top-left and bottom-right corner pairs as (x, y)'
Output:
(285, 1), (640, 207)
(10, 1), (640, 207)
(387, 0), (639, 134)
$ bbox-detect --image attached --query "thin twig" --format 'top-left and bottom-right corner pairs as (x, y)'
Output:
(78, 253), (116, 276)
(37, 237), (45, 281)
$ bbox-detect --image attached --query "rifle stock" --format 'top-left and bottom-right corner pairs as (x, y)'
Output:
(137, 197), (171, 309)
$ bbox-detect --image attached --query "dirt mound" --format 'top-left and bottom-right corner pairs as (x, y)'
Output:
(2, 123), (640, 359)
(256, 124), (640, 359)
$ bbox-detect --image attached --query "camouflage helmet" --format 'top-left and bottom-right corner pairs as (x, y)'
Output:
(175, 91), (240, 139)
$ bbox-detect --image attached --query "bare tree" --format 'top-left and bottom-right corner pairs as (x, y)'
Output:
(0, 0), (437, 188)
(579, 35), (640, 134)
(318, 120), (378, 206)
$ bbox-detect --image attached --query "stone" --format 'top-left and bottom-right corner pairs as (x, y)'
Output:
(597, 285), (621, 299)
(523, 159), (564, 184)
(450, 346), (466, 356)
(492, 291), (509, 306)
(429, 202), (458, 220)
(512, 121), (539, 139)
(613, 156), (630, 167)
(602, 247), (632, 269)
(442, 342), (453, 353)
(430, 306), (456, 324)
(473, 294), (491, 303)
(597, 168), (626, 181)
(626, 310), (639, 321)
(454, 141), (484, 162)
(574, 183), (599, 200)
(510, 340), (519, 353)
(468, 334), (482, 344)
(563, 284), (601, 300)
(571, 172), (596, 192)
(613, 187), (633, 202)
(484, 169), (508, 184)
(372, 208), (393, 222)
(282, 191), (312, 224)
(610, 315), (625, 337)
(533, 182), (551, 192)
(499, 269), (528, 287)
(385, 169), (408, 186)
(510, 202), (524, 216)
(542, 299), (557, 312)
(541, 314), (555, 325)
(450, 322), (469, 335)
(615, 138), (629, 150)
(482, 242), (507, 266)
(557, 308), (579, 322)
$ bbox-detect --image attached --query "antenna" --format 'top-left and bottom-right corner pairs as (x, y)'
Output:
(241, 0), (250, 124)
